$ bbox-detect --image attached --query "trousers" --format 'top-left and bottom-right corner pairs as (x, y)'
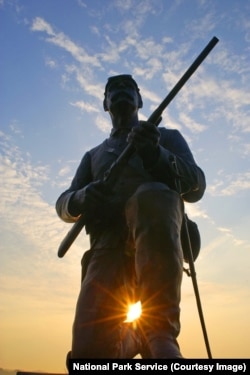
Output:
(70, 182), (184, 358)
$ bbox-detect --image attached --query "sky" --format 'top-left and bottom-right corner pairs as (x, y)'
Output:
(0, 0), (250, 371)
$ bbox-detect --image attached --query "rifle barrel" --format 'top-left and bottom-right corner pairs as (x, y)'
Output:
(148, 36), (219, 124)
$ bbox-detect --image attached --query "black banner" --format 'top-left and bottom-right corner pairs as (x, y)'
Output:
(68, 359), (249, 374)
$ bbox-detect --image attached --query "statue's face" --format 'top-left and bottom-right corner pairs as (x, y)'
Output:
(104, 78), (141, 113)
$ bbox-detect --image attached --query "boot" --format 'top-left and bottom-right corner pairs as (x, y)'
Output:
(139, 315), (183, 358)
(118, 322), (141, 358)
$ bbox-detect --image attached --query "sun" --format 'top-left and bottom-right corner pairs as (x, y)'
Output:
(125, 301), (142, 322)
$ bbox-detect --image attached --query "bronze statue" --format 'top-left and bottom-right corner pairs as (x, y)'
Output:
(56, 74), (206, 360)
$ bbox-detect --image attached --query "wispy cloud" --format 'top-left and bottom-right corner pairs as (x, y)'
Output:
(64, 64), (103, 100)
(187, 11), (217, 38)
(213, 47), (250, 77)
(58, 165), (71, 177)
(96, 114), (111, 133)
(70, 101), (99, 113)
(31, 17), (101, 69)
(217, 226), (247, 247)
(45, 57), (57, 69)
(179, 112), (207, 134)
(29, 13), (250, 199)
(77, 0), (87, 9)
(208, 171), (250, 196)
(0, 130), (88, 260)
(0, 129), (90, 309)
(31, 16), (54, 35)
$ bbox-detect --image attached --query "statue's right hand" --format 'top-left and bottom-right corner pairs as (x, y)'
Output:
(69, 180), (106, 217)
(76, 180), (106, 211)
(83, 180), (107, 208)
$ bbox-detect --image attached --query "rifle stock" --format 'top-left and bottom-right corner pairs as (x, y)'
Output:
(57, 36), (219, 258)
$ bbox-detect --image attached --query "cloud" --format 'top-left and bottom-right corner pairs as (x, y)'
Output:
(208, 171), (250, 196)
(0, 129), (90, 308)
(185, 202), (210, 221)
(58, 165), (71, 177)
(31, 17), (101, 69)
(138, 85), (161, 105)
(217, 227), (246, 247)
(96, 114), (111, 133)
(217, 226), (231, 233)
(175, 73), (250, 136)
(98, 36), (122, 63)
(77, 0), (87, 8)
(187, 11), (217, 38)
(45, 57), (57, 69)
(213, 47), (250, 77)
(9, 119), (23, 136)
(64, 65), (103, 100)
(29, 12), (205, 97)
(29, 13), (249, 161)
(70, 101), (99, 113)
(31, 16), (54, 35)
(133, 57), (162, 80)
(0, 131), (50, 227)
(0, 130), (88, 257)
(242, 143), (250, 156)
(113, 0), (163, 36)
(179, 112), (207, 134)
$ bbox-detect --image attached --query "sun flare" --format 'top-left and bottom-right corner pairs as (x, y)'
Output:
(125, 301), (142, 322)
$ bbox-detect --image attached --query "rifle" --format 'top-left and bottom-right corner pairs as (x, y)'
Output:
(58, 36), (219, 258)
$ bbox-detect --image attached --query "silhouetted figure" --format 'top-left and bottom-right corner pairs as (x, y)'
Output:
(56, 75), (206, 359)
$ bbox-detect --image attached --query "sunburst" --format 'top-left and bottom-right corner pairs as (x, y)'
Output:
(125, 301), (142, 322)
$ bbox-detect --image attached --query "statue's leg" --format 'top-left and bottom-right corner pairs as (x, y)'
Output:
(71, 248), (124, 358)
(70, 247), (139, 358)
(125, 182), (184, 358)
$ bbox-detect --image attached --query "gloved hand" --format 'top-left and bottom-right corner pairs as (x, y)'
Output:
(69, 180), (124, 233)
(127, 121), (160, 168)
(69, 180), (106, 215)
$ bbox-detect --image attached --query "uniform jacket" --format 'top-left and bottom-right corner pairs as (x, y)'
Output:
(56, 127), (206, 249)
